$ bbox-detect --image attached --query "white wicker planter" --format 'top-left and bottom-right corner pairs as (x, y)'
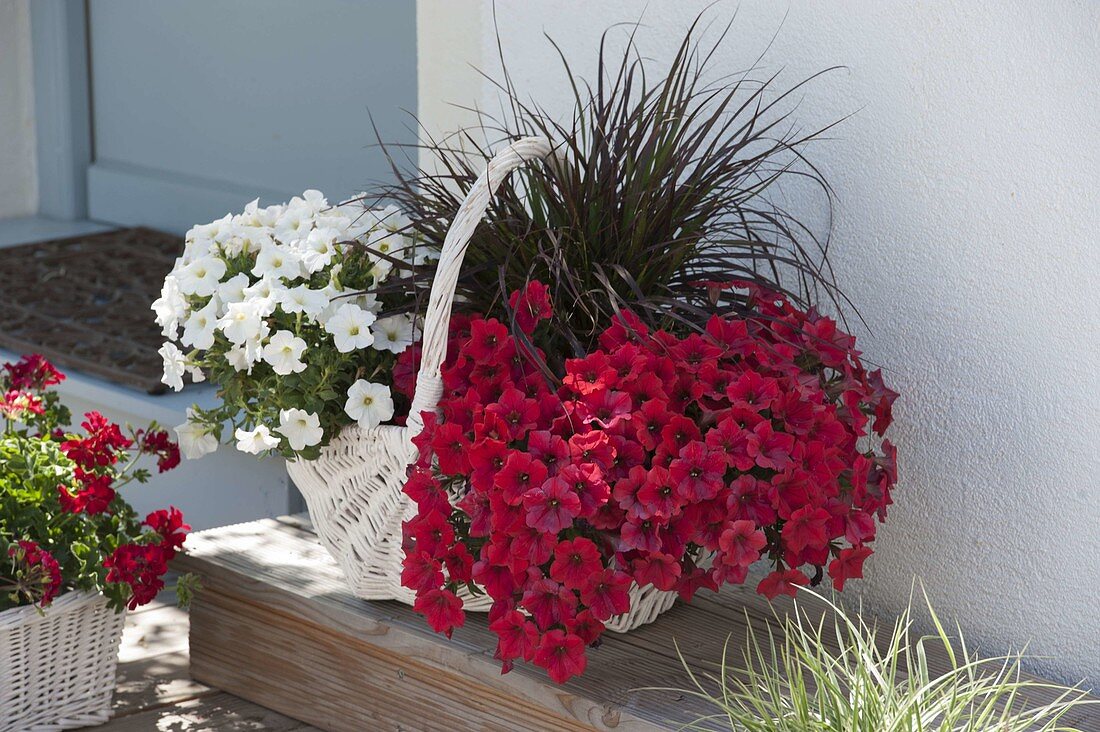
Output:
(0, 592), (126, 732)
(287, 136), (679, 634)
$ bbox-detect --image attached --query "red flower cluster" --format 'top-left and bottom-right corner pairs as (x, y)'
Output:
(7, 540), (63, 607)
(2, 354), (188, 612)
(139, 429), (182, 473)
(0, 389), (44, 421)
(399, 283), (898, 683)
(104, 508), (190, 610)
(61, 411), (133, 470)
(4, 353), (65, 391)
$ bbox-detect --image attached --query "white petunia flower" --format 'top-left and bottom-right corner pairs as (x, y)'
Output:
(177, 256), (227, 297)
(367, 204), (410, 234)
(371, 314), (415, 354)
(218, 301), (267, 345)
(299, 227), (339, 273)
(159, 342), (187, 392)
(152, 275), (188, 339)
(253, 243), (302, 280)
(216, 273), (250, 310)
(274, 205), (313, 243)
(277, 284), (329, 318)
(234, 424), (280, 455)
(242, 276), (278, 317)
(262, 330), (308, 375)
(324, 303), (376, 353)
(277, 408), (324, 451)
(298, 189), (328, 215)
(222, 228), (271, 258)
(225, 344), (255, 373)
(180, 300), (219, 350)
(343, 380), (394, 429)
(175, 413), (219, 460)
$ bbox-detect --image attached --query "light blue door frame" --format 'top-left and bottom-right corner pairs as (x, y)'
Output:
(31, 0), (417, 235)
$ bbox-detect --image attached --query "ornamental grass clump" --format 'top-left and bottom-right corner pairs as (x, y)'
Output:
(399, 282), (897, 684)
(653, 591), (1095, 732)
(0, 355), (190, 612)
(154, 192), (438, 460)
(378, 18), (845, 367)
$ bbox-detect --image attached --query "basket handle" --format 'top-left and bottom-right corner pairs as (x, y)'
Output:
(407, 136), (554, 435)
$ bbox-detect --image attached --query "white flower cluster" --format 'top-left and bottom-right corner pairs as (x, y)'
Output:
(154, 191), (434, 459)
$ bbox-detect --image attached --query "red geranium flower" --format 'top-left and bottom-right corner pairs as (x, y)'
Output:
(144, 506), (190, 554)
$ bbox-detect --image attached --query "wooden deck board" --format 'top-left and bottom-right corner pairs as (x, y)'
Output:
(176, 517), (1100, 732)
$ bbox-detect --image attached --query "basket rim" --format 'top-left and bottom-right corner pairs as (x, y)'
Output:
(0, 590), (109, 630)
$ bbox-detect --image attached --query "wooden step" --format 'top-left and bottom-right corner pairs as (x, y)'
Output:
(175, 517), (1100, 732)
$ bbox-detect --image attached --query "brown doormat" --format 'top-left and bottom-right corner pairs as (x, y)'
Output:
(0, 227), (184, 394)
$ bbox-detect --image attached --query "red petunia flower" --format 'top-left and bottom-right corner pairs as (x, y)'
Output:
(669, 441), (725, 502)
(431, 422), (472, 475)
(401, 550), (445, 593)
(494, 451), (549, 506)
(829, 545), (873, 591)
(635, 465), (682, 520)
(405, 510), (455, 556)
(534, 629), (588, 684)
(522, 477), (581, 534)
(521, 577), (578, 630)
(550, 537), (604, 590)
(631, 552), (682, 591)
(756, 568), (809, 600)
(781, 505), (831, 554)
(508, 280), (553, 334)
(566, 609), (605, 646)
(718, 520), (767, 569)
(563, 353), (617, 395)
(486, 387), (541, 440)
(752, 421), (795, 471)
(490, 609), (540, 662)
(726, 371), (781, 412)
(580, 568), (632, 621)
(567, 430), (616, 473)
(413, 588), (465, 638)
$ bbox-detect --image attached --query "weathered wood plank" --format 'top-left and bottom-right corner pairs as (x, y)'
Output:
(178, 518), (1100, 732)
(93, 691), (319, 731)
(117, 603), (190, 663)
(111, 650), (215, 718)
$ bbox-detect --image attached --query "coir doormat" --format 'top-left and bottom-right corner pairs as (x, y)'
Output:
(0, 227), (183, 393)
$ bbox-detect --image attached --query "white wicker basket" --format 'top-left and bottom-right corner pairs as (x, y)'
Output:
(287, 136), (678, 633)
(0, 592), (126, 732)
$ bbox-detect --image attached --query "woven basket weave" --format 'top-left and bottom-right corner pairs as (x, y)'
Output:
(0, 592), (126, 732)
(287, 136), (678, 633)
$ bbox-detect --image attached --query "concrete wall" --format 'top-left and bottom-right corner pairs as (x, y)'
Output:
(418, 0), (1100, 685)
(0, 0), (38, 219)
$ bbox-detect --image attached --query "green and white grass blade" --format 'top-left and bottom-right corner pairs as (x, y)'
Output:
(638, 588), (1096, 731)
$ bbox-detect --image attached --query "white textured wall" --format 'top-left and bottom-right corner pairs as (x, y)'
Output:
(0, 0), (38, 218)
(419, 1), (1100, 685)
